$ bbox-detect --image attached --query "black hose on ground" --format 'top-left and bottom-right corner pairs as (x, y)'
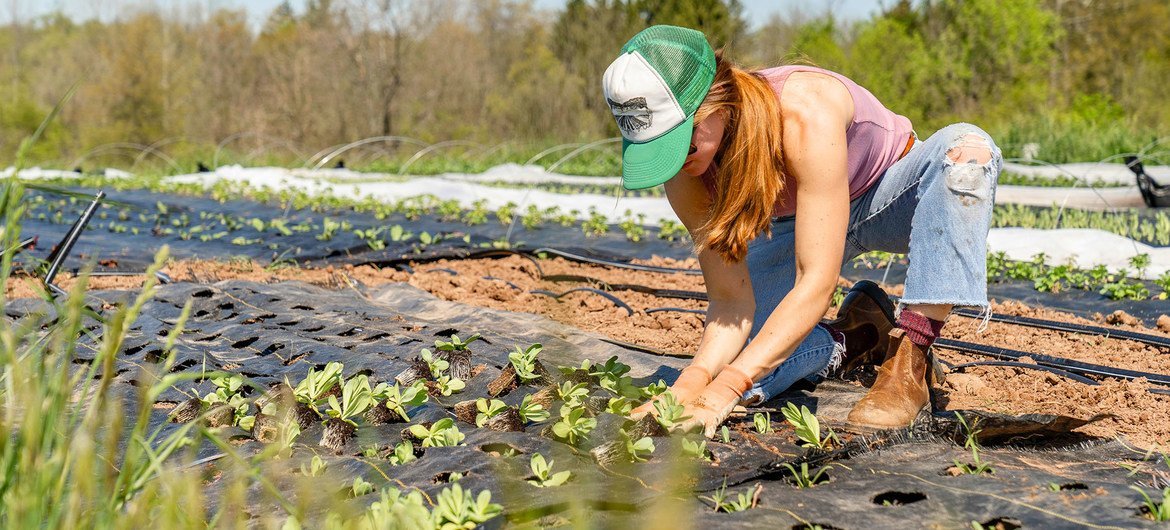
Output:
(947, 361), (1100, 386)
(952, 307), (1170, 351)
(933, 338), (1170, 386)
(529, 287), (635, 316)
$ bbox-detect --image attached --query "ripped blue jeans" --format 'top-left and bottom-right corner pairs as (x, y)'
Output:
(740, 123), (1003, 405)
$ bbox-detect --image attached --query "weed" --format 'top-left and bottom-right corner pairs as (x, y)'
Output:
(952, 413), (994, 475)
(527, 454), (571, 488)
(781, 462), (830, 488)
(700, 480), (758, 512)
(1133, 486), (1170, 521)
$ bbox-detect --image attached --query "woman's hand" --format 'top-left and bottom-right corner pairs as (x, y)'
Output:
(675, 365), (754, 438)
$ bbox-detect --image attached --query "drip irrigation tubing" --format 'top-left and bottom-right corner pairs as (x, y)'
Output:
(953, 307), (1170, 350)
(947, 361), (1099, 386)
(597, 337), (692, 359)
(933, 338), (1170, 386)
(529, 288), (634, 316)
(529, 247), (701, 276)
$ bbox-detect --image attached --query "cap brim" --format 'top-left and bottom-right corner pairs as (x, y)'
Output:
(621, 114), (693, 190)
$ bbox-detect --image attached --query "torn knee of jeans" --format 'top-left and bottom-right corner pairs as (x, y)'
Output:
(944, 133), (996, 206)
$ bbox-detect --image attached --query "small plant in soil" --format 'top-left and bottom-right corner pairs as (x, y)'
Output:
(1133, 486), (1170, 521)
(588, 356), (634, 395)
(200, 373), (250, 428)
(606, 395), (633, 416)
(556, 381), (590, 407)
(372, 380), (429, 422)
(421, 348), (450, 378)
(475, 398), (508, 427)
(527, 453), (571, 488)
(682, 437), (712, 461)
(292, 361), (343, 426)
(551, 404), (596, 446)
(409, 418), (465, 448)
(320, 374), (373, 452)
(388, 440), (418, 466)
(782, 462), (830, 488)
(508, 343), (544, 382)
(700, 480), (759, 513)
(721, 425), (731, 444)
(432, 483), (503, 529)
(300, 455), (327, 477)
(951, 413), (994, 475)
(517, 394), (550, 423)
(434, 375), (466, 396)
(435, 333), (482, 352)
(641, 379), (668, 398)
(782, 403), (837, 450)
(362, 488), (432, 528)
(622, 430), (655, 463)
(652, 391), (690, 431)
(351, 477), (375, 497)
(753, 412), (774, 434)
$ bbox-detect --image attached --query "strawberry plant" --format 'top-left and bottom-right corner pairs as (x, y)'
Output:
(527, 453), (571, 487)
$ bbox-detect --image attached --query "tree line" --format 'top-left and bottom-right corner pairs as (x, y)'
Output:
(0, 0), (1166, 169)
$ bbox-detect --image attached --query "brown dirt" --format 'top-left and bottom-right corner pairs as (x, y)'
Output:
(6, 255), (1169, 448)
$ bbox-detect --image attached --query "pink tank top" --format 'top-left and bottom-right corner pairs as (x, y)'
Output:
(701, 66), (913, 218)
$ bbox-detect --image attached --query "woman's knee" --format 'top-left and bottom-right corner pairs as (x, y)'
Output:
(930, 123), (1001, 209)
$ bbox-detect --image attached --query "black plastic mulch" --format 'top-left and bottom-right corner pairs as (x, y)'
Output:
(5, 280), (1164, 528)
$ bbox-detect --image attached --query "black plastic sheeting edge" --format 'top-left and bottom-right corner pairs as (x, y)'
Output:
(596, 337), (692, 359)
(948, 361), (1100, 386)
(953, 307), (1170, 350)
(934, 338), (1170, 386)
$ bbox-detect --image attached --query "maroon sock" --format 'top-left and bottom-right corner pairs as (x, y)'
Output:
(897, 310), (945, 347)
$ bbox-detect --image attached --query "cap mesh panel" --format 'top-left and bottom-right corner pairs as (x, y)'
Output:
(622, 26), (715, 115)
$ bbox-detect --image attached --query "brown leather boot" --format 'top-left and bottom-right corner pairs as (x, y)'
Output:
(846, 328), (932, 430)
(823, 280), (897, 375)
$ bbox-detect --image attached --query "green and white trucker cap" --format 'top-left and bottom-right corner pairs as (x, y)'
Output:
(603, 25), (716, 190)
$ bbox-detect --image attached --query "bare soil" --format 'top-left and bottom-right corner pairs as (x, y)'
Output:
(7, 255), (1168, 448)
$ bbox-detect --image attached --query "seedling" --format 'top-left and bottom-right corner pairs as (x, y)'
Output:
(781, 402), (836, 450)
(551, 404), (596, 445)
(388, 440), (417, 466)
(354, 226), (388, 250)
(517, 394), (550, 423)
(556, 381), (589, 407)
(582, 209), (608, 237)
(682, 437), (712, 461)
(372, 380), (428, 422)
(622, 430), (655, 463)
(618, 211), (646, 242)
(420, 348), (449, 379)
(300, 455), (327, 477)
(432, 483), (503, 529)
(652, 391), (690, 431)
(408, 418), (465, 448)
(606, 396), (633, 416)
(321, 375), (373, 451)
(721, 425), (731, 444)
(952, 413), (994, 475)
(1133, 486), (1170, 521)
(509, 343), (543, 382)
(435, 375), (466, 396)
(527, 453), (571, 487)
(657, 219), (688, 241)
(753, 412), (774, 434)
(700, 480), (757, 513)
(588, 356), (634, 395)
(292, 362), (343, 410)
(316, 217), (341, 241)
(475, 398), (508, 427)
(781, 462), (830, 488)
(200, 374), (250, 427)
(435, 334), (481, 352)
(351, 477), (375, 497)
(641, 379), (668, 398)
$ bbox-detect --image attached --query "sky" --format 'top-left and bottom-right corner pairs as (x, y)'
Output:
(6, 0), (885, 29)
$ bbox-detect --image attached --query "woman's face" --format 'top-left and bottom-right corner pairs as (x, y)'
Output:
(680, 112), (725, 177)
